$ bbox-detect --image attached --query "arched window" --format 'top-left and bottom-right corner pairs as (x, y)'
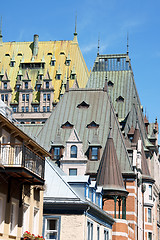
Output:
(70, 145), (77, 158)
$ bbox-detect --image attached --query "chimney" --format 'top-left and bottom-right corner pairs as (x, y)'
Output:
(33, 34), (39, 56)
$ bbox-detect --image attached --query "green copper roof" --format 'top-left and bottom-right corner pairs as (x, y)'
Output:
(36, 88), (132, 174)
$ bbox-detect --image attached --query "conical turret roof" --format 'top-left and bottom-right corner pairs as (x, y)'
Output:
(97, 128), (127, 196)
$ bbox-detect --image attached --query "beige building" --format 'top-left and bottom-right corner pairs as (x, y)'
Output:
(0, 100), (50, 239)
(0, 28), (89, 124)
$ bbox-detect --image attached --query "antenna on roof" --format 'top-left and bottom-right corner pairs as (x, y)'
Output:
(97, 34), (100, 56)
(0, 16), (2, 44)
(127, 32), (129, 55)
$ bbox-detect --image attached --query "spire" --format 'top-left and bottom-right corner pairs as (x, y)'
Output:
(0, 16), (2, 44)
(132, 119), (140, 143)
(127, 32), (129, 55)
(73, 14), (78, 43)
(97, 34), (100, 56)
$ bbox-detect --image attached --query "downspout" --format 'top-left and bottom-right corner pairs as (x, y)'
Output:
(84, 206), (90, 240)
(142, 191), (145, 240)
(137, 177), (139, 240)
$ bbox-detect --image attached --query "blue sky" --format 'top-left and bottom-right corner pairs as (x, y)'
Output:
(1, 0), (160, 124)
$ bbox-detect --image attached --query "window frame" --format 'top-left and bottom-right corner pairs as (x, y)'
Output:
(91, 147), (98, 160)
(44, 216), (61, 240)
(69, 168), (77, 176)
(10, 198), (18, 236)
(70, 145), (77, 158)
(148, 208), (152, 223)
(149, 185), (152, 200)
(54, 147), (60, 160)
(87, 221), (93, 240)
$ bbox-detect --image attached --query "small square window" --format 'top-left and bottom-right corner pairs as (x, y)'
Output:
(69, 168), (77, 176)
(34, 106), (38, 112)
(12, 107), (17, 113)
(51, 60), (55, 66)
(45, 218), (59, 239)
(56, 74), (61, 80)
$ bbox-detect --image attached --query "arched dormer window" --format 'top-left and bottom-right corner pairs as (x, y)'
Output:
(70, 145), (77, 158)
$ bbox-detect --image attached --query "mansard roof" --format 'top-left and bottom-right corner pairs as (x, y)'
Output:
(36, 88), (133, 174)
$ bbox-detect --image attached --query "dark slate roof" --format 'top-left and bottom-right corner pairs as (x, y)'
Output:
(96, 128), (127, 195)
(36, 89), (133, 174)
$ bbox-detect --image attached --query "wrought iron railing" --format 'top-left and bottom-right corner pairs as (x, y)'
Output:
(0, 144), (45, 179)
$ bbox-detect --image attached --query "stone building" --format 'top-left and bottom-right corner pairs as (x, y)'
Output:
(0, 27), (89, 124)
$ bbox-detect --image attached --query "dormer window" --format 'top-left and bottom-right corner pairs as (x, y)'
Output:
(108, 80), (114, 87)
(87, 121), (99, 129)
(56, 74), (61, 80)
(51, 60), (56, 66)
(10, 61), (15, 67)
(116, 96), (124, 102)
(4, 82), (7, 90)
(54, 147), (60, 160)
(77, 101), (89, 109)
(37, 84), (41, 91)
(70, 145), (77, 158)
(61, 121), (74, 129)
(71, 73), (76, 80)
(66, 59), (71, 66)
(25, 82), (28, 89)
(46, 82), (49, 89)
(91, 147), (98, 160)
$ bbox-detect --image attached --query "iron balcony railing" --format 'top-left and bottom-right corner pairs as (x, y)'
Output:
(0, 144), (45, 179)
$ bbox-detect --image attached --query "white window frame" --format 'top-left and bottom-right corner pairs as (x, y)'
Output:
(104, 229), (109, 240)
(87, 221), (93, 240)
(45, 217), (60, 240)
(10, 198), (18, 236)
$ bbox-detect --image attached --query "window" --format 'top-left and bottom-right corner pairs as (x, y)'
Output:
(34, 106), (39, 112)
(47, 106), (50, 112)
(54, 147), (60, 160)
(12, 106), (17, 113)
(26, 94), (29, 102)
(97, 226), (100, 240)
(87, 222), (93, 240)
(91, 147), (98, 160)
(16, 84), (20, 91)
(33, 208), (39, 235)
(22, 107), (24, 112)
(10, 61), (15, 67)
(56, 74), (61, 80)
(25, 82), (28, 89)
(0, 194), (6, 233)
(70, 145), (77, 158)
(4, 82), (7, 89)
(148, 208), (152, 223)
(1, 95), (4, 101)
(22, 204), (29, 235)
(26, 106), (29, 112)
(69, 168), (77, 176)
(43, 106), (46, 112)
(104, 230), (109, 240)
(149, 185), (152, 200)
(22, 94), (25, 101)
(43, 94), (46, 101)
(47, 94), (50, 101)
(10, 201), (18, 235)
(51, 60), (55, 66)
(37, 84), (41, 91)
(148, 232), (152, 240)
(5, 94), (8, 101)
(45, 218), (59, 240)
(46, 82), (49, 89)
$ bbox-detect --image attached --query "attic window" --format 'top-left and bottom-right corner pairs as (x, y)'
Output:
(5, 53), (10, 57)
(60, 52), (65, 55)
(50, 60), (56, 66)
(77, 101), (90, 109)
(61, 121), (74, 129)
(87, 121), (99, 129)
(117, 58), (120, 62)
(108, 81), (114, 87)
(47, 52), (52, 56)
(116, 96), (124, 102)
(17, 53), (23, 56)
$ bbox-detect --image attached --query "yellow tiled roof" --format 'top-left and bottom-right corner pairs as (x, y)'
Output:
(0, 36), (89, 102)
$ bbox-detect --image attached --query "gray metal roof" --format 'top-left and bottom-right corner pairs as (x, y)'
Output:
(36, 88), (132, 174)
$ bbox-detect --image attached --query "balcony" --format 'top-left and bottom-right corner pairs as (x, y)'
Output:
(0, 144), (45, 184)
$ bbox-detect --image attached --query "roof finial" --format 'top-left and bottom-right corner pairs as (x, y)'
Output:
(127, 32), (129, 55)
(0, 16), (2, 44)
(97, 34), (100, 56)
(66, 67), (70, 92)
(73, 13), (78, 43)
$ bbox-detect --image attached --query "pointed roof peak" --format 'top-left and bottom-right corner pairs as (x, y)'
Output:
(2, 70), (9, 81)
(51, 128), (64, 147)
(89, 129), (101, 147)
(97, 34), (100, 56)
(72, 77), (79, 89)
(73, 14), (78, 43)
(23, 70), (30, 80)
(44, 69), (51, 80)
(127, 32), (129, 55)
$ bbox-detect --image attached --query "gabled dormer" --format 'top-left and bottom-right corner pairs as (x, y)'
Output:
(116, 95), (124, 102)
(50, 53), (56, 66)
(70, 65), (76, 80)
(43, 70), (54, 91)
(50, 129), (64, 163)
(87, 121), (99, 129)
(61, 121), (74, 129)
(62, 128), (87, 176)
(77, 101), (89, 109)
(88, 131), (101, 160)
(10, 52), (16, 67)
(1, 70), (11, 91)
(65, 52), (71, 66)
(21, 70), (32, 90)
(56, 65), (61, 80)
(108, 80), (114, 87)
